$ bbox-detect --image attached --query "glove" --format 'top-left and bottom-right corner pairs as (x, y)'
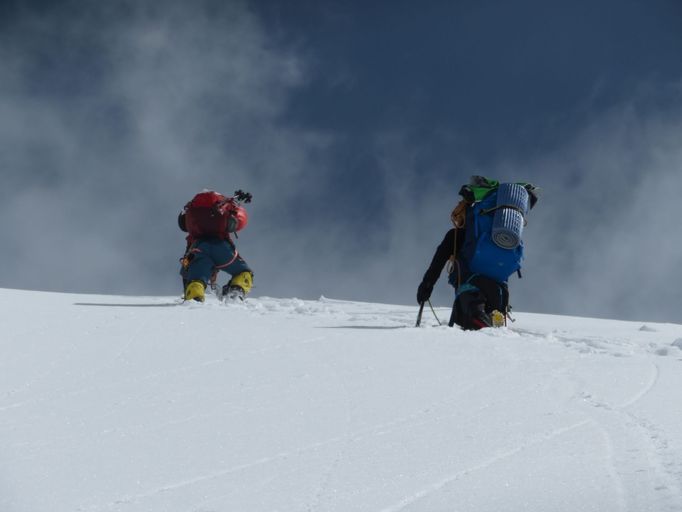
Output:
(417, 280), (433, 305)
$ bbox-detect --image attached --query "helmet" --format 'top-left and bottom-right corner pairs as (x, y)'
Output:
(228, 204), (248, 232)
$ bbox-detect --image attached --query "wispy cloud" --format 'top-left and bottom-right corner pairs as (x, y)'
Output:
(2, 2), (681, 322)
(495, 88), (682, 321)
(357, 85), (682, 322)
(0, 1), (330, 295)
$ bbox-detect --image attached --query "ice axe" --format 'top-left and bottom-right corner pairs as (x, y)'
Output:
(416, 300), (442, 327)
(415, 302), (425, 327)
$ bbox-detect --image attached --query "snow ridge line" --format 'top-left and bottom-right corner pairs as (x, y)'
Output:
(376, 419), (592, 512)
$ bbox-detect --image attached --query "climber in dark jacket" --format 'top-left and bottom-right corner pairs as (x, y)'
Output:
(417, 222), (511, 330)
(416, 177), (538, 330)
(417, 224), (506, 330)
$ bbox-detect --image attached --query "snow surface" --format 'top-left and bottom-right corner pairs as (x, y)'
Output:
(2, 288), (682, 512)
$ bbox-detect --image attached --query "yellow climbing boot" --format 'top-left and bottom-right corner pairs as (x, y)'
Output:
(491, 310), (505, 328)
(229, 271), (253, 295)
(184, 280), (206, 302)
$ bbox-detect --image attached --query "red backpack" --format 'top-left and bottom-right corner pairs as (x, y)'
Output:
(182, 191), (248, 239)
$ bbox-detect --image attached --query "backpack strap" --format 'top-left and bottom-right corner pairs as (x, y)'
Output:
(479, 203), (527, 216)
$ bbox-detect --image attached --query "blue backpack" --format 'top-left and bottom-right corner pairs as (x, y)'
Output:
(455, 178), (535, 284)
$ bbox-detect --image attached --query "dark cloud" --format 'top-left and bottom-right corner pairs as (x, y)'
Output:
(516, 93), (682, 321)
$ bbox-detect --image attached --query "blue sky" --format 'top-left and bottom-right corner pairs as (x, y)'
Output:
(259, 0), (682, 159)
(1, 0), (681, 321)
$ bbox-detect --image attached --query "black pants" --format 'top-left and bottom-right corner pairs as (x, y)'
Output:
(449, 275), (509, 330)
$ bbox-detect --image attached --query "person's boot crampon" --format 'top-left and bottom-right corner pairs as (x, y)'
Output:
(221, 285), (245, 301)
(471, 304), (493, 330)
(221, 271), (253, 302)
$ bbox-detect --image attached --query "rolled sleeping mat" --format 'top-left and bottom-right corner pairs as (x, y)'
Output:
(492, 183), (529, 249)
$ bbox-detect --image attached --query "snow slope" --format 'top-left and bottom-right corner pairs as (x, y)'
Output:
(2, 288), (682, 512)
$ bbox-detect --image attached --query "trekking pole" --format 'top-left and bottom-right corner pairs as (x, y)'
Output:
(428, 300), (442, 326)
(415, 302), (425, 327)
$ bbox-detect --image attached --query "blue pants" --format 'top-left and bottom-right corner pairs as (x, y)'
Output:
(181, 238), (251, 287)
